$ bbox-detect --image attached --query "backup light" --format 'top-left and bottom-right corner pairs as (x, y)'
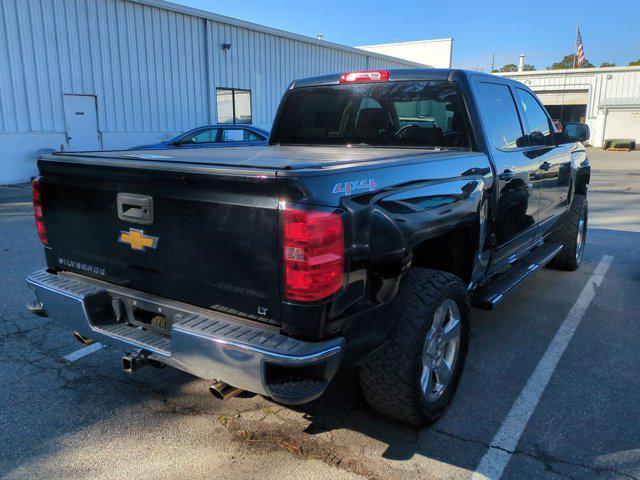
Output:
(283, 205), (344, 302)
(339, 70), (390, 84)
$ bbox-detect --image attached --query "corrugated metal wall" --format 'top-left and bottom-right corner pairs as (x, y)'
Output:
(206, 21), (410, 130)
(0, 0), (413, 137)
(0, 0), (208, 135)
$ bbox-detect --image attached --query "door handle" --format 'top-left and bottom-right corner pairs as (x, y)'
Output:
(540, 161), (552, 171)
(499, 170), (515, 181)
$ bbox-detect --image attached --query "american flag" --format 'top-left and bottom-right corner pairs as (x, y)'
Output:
(576, 26), (586, 68)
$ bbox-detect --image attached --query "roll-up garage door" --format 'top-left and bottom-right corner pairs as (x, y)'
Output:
(604, 110), (640, 140)
(535, 90), (589, 106)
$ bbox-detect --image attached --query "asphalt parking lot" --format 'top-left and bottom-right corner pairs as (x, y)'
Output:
(1, 149), (639, 480)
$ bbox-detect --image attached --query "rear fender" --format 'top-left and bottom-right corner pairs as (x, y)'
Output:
(346, 177), (490, 301)
(568, 144), (591, 201)
(575, 159), (591, 197)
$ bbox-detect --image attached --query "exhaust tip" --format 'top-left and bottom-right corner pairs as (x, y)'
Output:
(209, 385), (224, 400)
(209, 381), (243, 401)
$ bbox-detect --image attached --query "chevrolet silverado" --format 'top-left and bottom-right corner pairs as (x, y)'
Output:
(27, 69), (590, 425)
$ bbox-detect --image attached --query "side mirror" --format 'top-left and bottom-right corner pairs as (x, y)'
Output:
(561, 122), (590, 143)
(529, 131), (546, 146)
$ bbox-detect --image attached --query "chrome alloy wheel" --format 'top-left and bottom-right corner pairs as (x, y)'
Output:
(576, 214), (586, 262)
(420, 299), (462, 402)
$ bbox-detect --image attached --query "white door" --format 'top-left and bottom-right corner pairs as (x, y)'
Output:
(604, 110), (640, 141)
(63, 94), (100, 151)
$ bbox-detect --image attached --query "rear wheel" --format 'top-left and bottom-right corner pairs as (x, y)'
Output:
(359, 269), (470, 426)
(548, 194), (588, 271)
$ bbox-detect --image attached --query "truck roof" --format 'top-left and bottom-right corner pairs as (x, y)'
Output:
(291, 68), (526, 89)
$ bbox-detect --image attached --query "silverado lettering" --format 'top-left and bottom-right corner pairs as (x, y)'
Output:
(57, 258), (106, 276)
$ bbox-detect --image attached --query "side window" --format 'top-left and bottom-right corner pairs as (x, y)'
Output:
(243, 131), (264, 142)
(516, 89), (555, 147)
(478, 82), (526, 150)
(222, 129), (245, 142)
(179, 128), (218, 144)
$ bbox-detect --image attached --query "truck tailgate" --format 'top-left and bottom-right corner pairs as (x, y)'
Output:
(38, 158), (283, 325)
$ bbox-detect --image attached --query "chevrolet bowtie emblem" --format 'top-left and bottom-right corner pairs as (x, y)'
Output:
(118, 228), (159, 251)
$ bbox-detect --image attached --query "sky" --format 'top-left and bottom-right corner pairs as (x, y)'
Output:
(173, 0), (638, 71)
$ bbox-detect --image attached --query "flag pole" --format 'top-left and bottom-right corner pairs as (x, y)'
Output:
(573, 19), (578, 69)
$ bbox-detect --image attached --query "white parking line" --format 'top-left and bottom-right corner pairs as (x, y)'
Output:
(471, 254), (614, 480)
(63, 342), (104, 362)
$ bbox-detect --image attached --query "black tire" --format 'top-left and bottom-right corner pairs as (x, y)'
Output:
(547, 194), (588, 271)
(359, 268), (470, 426)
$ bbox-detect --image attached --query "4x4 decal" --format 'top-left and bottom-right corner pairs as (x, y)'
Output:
(333, 178), (378, 196)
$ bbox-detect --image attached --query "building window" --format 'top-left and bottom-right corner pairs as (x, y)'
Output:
(216, 88), (252, 124)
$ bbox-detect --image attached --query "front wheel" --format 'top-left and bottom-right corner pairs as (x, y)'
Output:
(548, 194), (588, 271)
(359, 269), (470, 426)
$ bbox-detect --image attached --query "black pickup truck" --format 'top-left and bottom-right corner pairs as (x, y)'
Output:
(27, 69), (590, 425)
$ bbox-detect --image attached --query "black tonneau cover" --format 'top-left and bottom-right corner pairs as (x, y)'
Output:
(48, 145), (464, 171)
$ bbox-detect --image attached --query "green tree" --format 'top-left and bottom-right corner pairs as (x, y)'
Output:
(547, 53), (594, 70)
(493, 64), (535, 73)
(629, 59), (640, 66)
(499, 63), (518, 72)
(600, 62), (616, 67)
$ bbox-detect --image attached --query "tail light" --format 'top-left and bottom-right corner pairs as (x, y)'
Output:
(339, 70), (389, 84)
(32, 177), (48, 245)
(283, 206), (344, 302)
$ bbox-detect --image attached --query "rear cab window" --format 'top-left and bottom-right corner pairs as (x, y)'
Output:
(270, 80), (470, 149)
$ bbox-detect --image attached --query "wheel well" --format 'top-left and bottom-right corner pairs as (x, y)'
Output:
(411, 224), (478, 284)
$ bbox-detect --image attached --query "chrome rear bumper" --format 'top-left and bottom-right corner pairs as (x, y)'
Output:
(26, 269), (344, 404)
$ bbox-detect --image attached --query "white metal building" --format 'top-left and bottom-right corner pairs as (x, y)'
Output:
(357, 39), (453, 69)
(499, 66), (640, 148)
(0, 0), (423, 184)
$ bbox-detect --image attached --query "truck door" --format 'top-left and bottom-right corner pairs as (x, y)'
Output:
(514, 88), (572, 237)
(475, 81), (540, 268)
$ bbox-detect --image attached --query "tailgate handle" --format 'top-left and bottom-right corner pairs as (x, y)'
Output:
(117, 193), (153, 225)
